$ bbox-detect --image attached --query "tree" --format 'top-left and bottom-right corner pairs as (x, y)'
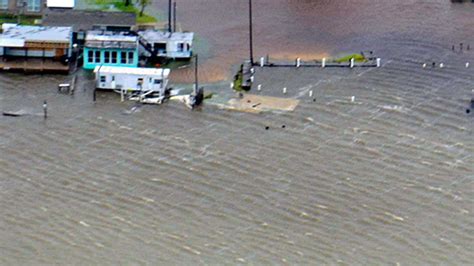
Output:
(138, 0), (150, 17)
(124, 0), (131, 6)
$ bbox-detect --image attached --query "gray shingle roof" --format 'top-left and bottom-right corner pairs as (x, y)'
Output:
(42, 10), (136, 32)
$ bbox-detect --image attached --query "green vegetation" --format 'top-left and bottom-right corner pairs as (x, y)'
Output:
(335, 53), (367, 63)
(87, 0), (157, 23)
(0, 14), (41, 25)
(232, 65), (244, 92)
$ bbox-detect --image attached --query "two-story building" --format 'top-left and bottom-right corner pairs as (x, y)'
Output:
(83, 31), (139, 70)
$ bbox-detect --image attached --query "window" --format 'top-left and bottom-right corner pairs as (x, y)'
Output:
(120, 52), (127, 64)
(104, 51), (110, 63)
(94, 51), (100, 63)
(154, 79), (162, 85)
(27, 0), (40, 12)
(137, 78), (143, 88)
(87, 50), (93, 63)
(100, 76), (106, 83)
(154, 43), (166, 53)
(0, 0), (8, 10)
(111, 51), (117, 64)
(177, 43), (184, 52)
(128, 52), (134, 64)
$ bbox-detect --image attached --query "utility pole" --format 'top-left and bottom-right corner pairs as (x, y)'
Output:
(173, 2), (177, 32)
(249, 0), (254, 65)
(194, 54), (198, 95)
(168, 0), (172, 33)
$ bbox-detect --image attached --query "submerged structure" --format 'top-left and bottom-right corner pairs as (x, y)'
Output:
(0, 24), (73, 72)
(83, 31), (139, 70)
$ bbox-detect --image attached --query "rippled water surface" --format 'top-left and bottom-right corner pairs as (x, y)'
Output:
(1, 0), (473, 264)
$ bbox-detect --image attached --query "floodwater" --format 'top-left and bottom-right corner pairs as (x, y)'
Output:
(1, 0), (473, 264)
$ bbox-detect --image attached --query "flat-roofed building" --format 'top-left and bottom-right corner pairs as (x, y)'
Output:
(0, 24), (73, 72)
(139, 30), (194, 59)
(83, 31), (139, 70)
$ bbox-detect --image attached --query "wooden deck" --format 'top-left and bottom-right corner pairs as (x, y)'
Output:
(0, 58), (70, 73)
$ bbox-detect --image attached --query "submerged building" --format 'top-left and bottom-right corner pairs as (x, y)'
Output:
(83, 31), (139, 70)
(0, 24), (73, 72)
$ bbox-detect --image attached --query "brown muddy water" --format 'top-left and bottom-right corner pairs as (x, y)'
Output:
(1, 0), (473, 264)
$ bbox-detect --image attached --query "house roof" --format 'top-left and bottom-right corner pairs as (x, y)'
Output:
(94, 66), (171, 77)
(0, 25), (72, 47)
(47, 0), (75, 8)
(85, 31), (138, 49)
(138, 30), (194, 43)
(42, 10), (136, 31)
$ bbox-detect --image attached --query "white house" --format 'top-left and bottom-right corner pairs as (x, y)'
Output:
(94, 66), (170, 97)
(138, 30), (194, 59)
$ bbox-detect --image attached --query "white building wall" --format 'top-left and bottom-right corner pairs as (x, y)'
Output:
(96, 72), (166, 94)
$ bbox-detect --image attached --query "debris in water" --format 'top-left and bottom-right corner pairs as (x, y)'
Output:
(79, 221), (90, 227)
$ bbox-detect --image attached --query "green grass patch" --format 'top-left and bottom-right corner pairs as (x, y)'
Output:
(87, 0), (157, 23)
(0, 14), (41, 25)
(335, 53), (367, 63)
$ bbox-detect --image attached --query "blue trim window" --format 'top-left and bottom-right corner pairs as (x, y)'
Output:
(94, 51), (100, 63)
(111, 51), (117, 64)
(87, 50), (93, 63)
(121, 52), (127, 64)
(104, 51), (110, 63)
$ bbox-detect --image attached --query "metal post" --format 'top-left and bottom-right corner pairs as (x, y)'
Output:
(43, 100), (47, 119)
(249, 0), (254, 65)
(173, 2), (177, 32)
(194, 54), (198, 95)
